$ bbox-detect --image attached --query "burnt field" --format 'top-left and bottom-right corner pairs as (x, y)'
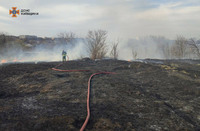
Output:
(0, 59), (200, 131)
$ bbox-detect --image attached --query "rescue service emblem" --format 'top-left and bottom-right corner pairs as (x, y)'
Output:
(9, 7), (20, 17)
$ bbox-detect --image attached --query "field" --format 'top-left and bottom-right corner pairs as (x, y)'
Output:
(0, 59), (200, 130)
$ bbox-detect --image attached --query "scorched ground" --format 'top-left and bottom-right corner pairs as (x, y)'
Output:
(0, 59), (200, 130)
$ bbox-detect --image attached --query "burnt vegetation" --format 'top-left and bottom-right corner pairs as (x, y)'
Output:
(0, 60), (200, 130)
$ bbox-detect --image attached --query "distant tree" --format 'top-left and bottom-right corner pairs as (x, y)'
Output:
(150, 36), (171, 59)
(58, 32), (76, 43)
(0, 33), (7, 55)
(171, 36), (188, 59)
(132, 49), (137, 60)
(187, 38), (200, 58)
(110, 41), (119, 59)
(86, 30), (108, 59)
(161, 43), (171, 59)
(0, 33), (7, 47)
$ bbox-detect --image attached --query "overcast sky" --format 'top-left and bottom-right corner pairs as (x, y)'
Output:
(0, 0), (200, 39)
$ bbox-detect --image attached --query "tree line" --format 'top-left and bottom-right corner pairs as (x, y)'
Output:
(1, 31), (200, 60)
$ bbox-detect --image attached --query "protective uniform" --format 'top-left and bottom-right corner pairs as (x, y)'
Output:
(62, 50), (67, 62)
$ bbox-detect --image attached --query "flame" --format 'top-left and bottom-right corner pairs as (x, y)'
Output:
(127, 59), (131, 62)
(1, 59), (7, 63)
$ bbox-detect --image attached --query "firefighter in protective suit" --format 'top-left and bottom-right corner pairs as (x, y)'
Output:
(62, 50), (67, 62)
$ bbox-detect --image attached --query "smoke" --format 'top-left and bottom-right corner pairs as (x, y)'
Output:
(118, 36), (173, 60)
(1, 35), (199, 64)
(0, 39), (87, 64)
(30, 41), (86, 61)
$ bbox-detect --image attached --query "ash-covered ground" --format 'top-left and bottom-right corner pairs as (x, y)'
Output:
(0, 59), (200, 131)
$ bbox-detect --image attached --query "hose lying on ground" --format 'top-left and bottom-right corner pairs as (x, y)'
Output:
(51, 62), (115, 131)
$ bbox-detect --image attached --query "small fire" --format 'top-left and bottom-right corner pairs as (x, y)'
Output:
(1, 59), (7, 64)
(128, 59), (131, 62)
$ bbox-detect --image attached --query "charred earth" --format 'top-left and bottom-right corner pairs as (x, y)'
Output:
(0, 59), (200, 131)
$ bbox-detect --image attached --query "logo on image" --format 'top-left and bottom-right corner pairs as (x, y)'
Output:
(9, 7), (20, 17)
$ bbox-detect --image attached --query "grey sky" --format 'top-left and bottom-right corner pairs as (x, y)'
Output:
(0, 0), (200, 39)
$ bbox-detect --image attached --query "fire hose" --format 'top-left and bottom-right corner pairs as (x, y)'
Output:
(51, 62), (115, 131)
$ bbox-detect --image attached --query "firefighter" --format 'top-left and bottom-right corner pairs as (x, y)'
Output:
(62, 50), (67, 62)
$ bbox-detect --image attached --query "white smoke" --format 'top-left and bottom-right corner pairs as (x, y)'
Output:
(0, 39), (87, 64)
(118, 36), (173, 60)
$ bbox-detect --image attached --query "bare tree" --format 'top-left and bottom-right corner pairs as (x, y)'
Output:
(58, 32), (76, 43)
(132, 49), (137, 60)
(161, 43), (171, 59)
(150, 36), (171, 59)
(187, 38), (200, 58)
(0, 33), (6, 47)
(110, 41), (119, 59)
(171, 36), (188, 59)
(0, 33), (7, 55)
(86, 30), (108, 59)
